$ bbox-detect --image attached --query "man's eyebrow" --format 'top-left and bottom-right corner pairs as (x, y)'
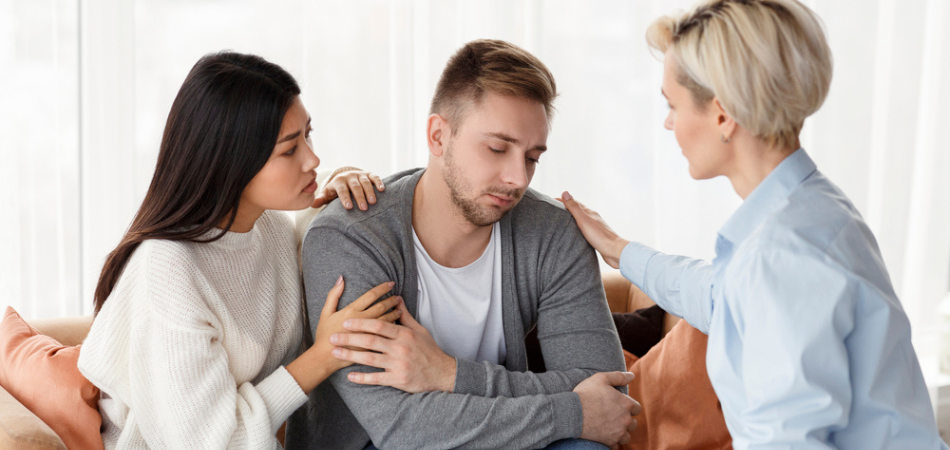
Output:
(483, 132), (547, 151)
(277, 117), (312, 144)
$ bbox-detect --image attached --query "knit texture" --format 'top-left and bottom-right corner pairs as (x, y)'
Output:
(78, 210), (308, 449)
(286, 168), (626, 450)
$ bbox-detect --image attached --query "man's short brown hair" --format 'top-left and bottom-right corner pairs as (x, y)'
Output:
(430, 39), (557, 134)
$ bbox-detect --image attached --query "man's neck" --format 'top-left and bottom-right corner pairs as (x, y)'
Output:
(412, 170), (494, 268)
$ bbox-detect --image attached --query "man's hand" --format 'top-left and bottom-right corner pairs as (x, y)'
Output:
(574, 372), (641, 447)
(330, 300), (457, 393)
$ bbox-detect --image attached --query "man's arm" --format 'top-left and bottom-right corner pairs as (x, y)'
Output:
(454, 216), (627, 398)
(303, 225), (583, 449)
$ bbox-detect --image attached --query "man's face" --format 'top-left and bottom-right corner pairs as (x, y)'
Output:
(441, 92), (549, 227)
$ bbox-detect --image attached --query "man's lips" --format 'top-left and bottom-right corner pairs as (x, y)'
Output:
(487, 193), (514, 207)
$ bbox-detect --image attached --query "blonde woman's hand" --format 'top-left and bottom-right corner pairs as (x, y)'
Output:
(312, 169), (385, 210)
(557, 191), (630, 269)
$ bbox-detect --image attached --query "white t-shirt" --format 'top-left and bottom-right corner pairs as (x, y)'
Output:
(413, 223), (507, 364)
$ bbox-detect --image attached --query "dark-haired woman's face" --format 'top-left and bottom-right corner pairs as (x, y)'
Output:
(242, 96), (321, 213)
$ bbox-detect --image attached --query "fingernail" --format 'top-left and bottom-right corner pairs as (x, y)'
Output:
(336, 275), (343, 286)
(343, 319), (353, 328)
(332, 348), (342, 357)
(360, 202), (367, 210)
(563, 191), (572, 201)
(369, 196), (376, 202)
(388, 281), (396, 287)
(348, 373), (358, 381)
(379, 183), (385, 190)
(395, 309), (402, 315)
(345, 202), (352, 208)
(330, 334), (339, 344)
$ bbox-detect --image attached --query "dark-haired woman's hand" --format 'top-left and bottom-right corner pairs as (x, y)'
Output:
(313, 169), (385, 210)
(286, 277), (401, 394)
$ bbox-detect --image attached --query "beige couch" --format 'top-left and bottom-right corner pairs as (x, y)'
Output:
(0, 271), (672, 449)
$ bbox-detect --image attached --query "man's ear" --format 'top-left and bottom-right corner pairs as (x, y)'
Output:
(713, 98), (737, 142)
(427, 114), (449, 157)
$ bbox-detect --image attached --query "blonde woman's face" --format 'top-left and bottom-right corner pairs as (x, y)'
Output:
(661, 52), (731, 180)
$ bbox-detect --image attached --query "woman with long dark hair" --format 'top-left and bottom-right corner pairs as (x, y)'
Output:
(77, 52), (398, 449)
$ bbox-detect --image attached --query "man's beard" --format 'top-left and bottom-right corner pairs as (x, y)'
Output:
(442, 143), (523, 227)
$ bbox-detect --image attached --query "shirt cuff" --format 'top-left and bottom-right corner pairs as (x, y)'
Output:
(256, 366), (309, 432)
(549, 392), (584, 441)
(452, 357), (487, 396)
(619, 241), (660, 292)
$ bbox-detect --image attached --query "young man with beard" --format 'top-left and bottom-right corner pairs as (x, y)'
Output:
(286, 39), (638, 450)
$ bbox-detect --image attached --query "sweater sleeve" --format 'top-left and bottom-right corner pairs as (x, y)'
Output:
(81, 243), (308, 449)
(453, 212), (627, 398)
(302, 225), (583, 449)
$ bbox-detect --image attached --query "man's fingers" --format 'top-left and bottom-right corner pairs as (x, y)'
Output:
(377, 308), (402, 323)
(347, 370), (391, 386)
(362, 295), (402, 318)
(600, 371), (636, 387)
(630, 398), (642, 416)
(618, 432), (632, 446)
(395, 299), (425, 332)
(343, 318), (402, 340)
(331, 334), (391, 356)
(349, 282), (396, 311)
(322, 276), (345, 315)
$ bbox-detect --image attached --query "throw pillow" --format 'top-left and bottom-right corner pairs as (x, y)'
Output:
(622, 320), (733, 450)
(0, 307), (103, 450)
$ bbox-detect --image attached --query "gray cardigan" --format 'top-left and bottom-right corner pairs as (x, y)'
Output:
(285, 169), (625, 450)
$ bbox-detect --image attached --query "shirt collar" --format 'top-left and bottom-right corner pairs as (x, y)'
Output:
(717, 148), (817, 246)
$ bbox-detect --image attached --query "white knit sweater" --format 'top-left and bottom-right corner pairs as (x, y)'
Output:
(78, 210), (308, 449)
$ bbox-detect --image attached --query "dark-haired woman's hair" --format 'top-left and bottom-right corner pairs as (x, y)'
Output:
(93, 51), (301, 313)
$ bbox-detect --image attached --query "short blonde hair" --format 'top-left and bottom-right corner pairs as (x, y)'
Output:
(647, 0), (833, 148)
(430, 39), (557, 134)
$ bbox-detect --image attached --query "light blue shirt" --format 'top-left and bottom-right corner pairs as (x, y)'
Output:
(620, 149), (946, 449)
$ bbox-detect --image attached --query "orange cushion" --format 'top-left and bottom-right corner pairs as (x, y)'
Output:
(0, 307), (103, 450)
(622, 320), (732, 450)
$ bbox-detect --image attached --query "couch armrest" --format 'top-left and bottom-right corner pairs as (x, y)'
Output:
(0, 385), (66, 450)
(29, 316), (93, 347)
(602, 270), (680, 336)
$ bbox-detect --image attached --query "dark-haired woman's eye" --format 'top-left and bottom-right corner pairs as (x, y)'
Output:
(527, 157), (540, 165)
(285, 146), (296, 156)
(489, 147), (504, 154)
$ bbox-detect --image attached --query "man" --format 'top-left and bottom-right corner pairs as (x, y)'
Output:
(286, 39), (638, 450)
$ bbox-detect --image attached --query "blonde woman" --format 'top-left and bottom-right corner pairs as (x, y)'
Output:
(559, 1), (947, 448)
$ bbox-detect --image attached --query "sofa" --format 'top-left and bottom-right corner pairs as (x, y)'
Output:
(0, 271), (686, 449)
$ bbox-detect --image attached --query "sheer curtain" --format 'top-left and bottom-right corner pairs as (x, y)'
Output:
(3, 0), (949, 356)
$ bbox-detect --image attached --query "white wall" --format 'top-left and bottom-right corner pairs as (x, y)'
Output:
(2, 0), (949, 357)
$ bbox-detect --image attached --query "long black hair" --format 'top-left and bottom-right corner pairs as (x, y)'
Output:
(94, 51), (301, 313)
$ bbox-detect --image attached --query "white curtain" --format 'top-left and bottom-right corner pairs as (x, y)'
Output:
(3, 0), (949, 357)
